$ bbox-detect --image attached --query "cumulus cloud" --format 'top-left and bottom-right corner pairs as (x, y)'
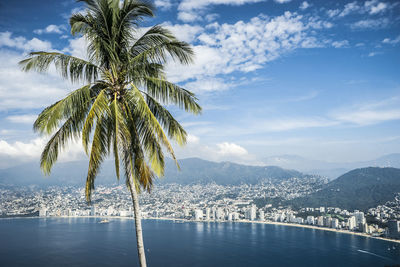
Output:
(187, 134), (200, 144)
(0, 50), (70, 110)
(177, 0), (266, 22)
(163, 23), (204, 43)
(216, 142), (248, 156)
(299, 1), (310, 10)
(382, 35), (400, 45)
(364, 0), (388, 14)
(0, 137), (85, 166)
(34, 24), (65, 35)
(0, 32), (52, 52)
(154, 0), (172, 10)
(351, 18), (389, 29)
(165, 12), (332, 92)
(332, 40), (349, 48)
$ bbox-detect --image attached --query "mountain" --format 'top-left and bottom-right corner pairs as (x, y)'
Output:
(263, 153), (400, 179)
(288, 167), (400, 211)
(161, 158), (307, 185)
(0, 157), (309, 187)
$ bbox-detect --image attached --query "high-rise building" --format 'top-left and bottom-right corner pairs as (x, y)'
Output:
(245, 205), (257, 221)
(205, 208), (210, 221)
(194, 209), (203, 220)
(387, 220), (400, 239)
(259, 210), (265, 221)
(317, 216), (324, 226)
(216, 208), (224, 220)
(39, 207), (47, 217)
(348, 216), (356, 230)
(323, 217), (332, 227)
(306, 216), (314, 225)
(320, 207), (325, 213)
(331, 218), (339, 229)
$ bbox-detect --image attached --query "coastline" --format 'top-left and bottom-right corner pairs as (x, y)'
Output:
(3, 215), (399, 244)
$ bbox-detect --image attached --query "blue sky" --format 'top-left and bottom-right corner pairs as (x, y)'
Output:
(0, 0), (399, 167)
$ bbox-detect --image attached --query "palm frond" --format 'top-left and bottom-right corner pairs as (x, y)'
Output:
(145, 77), (202, 114)
(19, 52), (99, 83)
(34, 85), (92, 135)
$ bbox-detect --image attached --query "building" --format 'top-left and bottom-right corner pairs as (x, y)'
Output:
(245, 205), (257, 221)
(39, 207), (47, 217)
(194, 209), (203, 220)
(259, 210), (265, 221)
(324, 217), (332, 228)
(216, 208), (224, 220)
(205, 208), (210, 220)
(307, 216), (314, 225)
(348, 216), (357, 230)
(317, 216), (324, 226)
(331, 218), (339, 229)
(387, 220), (400, 239)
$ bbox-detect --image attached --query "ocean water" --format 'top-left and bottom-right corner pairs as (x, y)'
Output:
(0, 218), (399, 267)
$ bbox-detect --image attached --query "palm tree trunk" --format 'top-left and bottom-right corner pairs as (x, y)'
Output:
(128, 178), (147, 267)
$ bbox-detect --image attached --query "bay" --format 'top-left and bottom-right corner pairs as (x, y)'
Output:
(0, 218), (399, 266)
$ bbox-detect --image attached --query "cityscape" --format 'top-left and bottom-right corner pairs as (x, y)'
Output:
(2, 177), (400, 241)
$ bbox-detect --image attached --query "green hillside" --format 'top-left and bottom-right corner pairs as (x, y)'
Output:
(288, 167), (400, 211)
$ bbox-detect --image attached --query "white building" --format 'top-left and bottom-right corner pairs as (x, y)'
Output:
(194, 209), (203, 220)
(348, 216), (357, 230)
(307, 216), (315, 225)
(245, 205), (256, 221)
(259, 210), (265, 221)
(215, 208), (224, 220)
(39, 207), (47, 217)
(205, 208), (210, 220)
(331, 218), (339, 229)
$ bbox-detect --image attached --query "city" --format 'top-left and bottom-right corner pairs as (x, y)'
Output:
(1, 177), (400, 241)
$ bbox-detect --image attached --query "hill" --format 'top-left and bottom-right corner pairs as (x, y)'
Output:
(263, 153), (400, 180)
(288, 167), (400, 211)
(0, 157), (308, 187)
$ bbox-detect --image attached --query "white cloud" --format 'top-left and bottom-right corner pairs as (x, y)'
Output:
(339, 1), (360, 17)
(274, 0), (291, 3)
(163, 23), (204, 43)
(154, 0), (172, 10)
(331, 98), (400, 126)
(365, 0), (388, 14)
(216, 142), (248, 156)
(177, 0), (266, 22)
(187, 134), (199, 144)
(332, 40), (349, 48)
(299, 1), (310, 10)
(382, 35), (400, 45)
(6, 115), (37, 124)
(62, 36), (89, 59)
(184, 77), (231, 93)
(166, 12), (330, 92)
(351, 18), (389, 29)
(334, 109), (400, 125)
(34, 24), (65, 35)
(326, 9), (340, 18)
(0, 32), (52, 52)
(367, 51), (382, 57)
(0, 137), (85, 164)
(0, 49), (70, 110)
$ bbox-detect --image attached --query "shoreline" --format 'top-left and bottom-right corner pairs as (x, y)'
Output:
(2, 215), (399, 244)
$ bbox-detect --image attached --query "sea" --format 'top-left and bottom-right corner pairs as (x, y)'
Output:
(0, 218), (399, 267)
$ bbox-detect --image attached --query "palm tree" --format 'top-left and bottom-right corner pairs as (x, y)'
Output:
(19, 0), (201, 266)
